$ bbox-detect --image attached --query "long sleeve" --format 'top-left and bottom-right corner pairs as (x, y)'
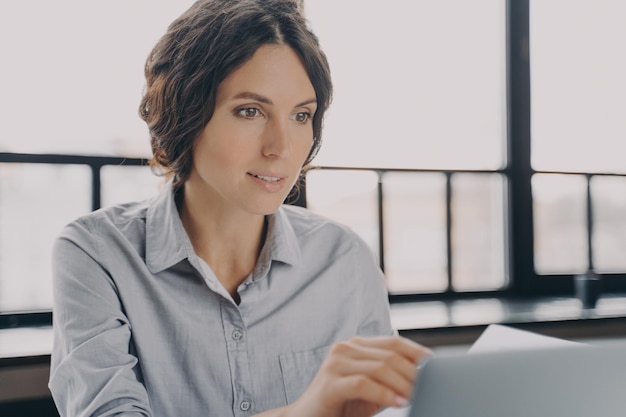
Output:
(49, 219), (152, 417)
(352, 236), (395, 337)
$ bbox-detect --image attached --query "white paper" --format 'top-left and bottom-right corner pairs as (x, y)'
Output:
(468, 324), (582, 354)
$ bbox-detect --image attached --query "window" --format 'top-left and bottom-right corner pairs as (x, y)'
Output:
(530, 0), (626, 281)
(0, 0), (195, 156)
(305, 0), (626, 297)
(2, 0), (626, 318)
(305, 0), (506, 170)
(0, 164), (90, 311)
(304, 0), (508, 295)
(530, 0), (626, 174)
(0, 1), (193, 313)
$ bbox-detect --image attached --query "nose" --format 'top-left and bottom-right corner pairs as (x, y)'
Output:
(261, 118), (292, 158)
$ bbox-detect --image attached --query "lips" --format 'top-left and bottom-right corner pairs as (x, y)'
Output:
(247, 171), (287, 193)
(252, 173), (281, 182)
(248, 171), (285, 182)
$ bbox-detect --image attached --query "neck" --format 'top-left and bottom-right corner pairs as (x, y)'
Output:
(178, 183), (267, 299)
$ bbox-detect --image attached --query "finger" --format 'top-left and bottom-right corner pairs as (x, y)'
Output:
(327, 344), (419, 400)
(354, 358), (415, 400)
(330, 342), (419, 387)
(352, 336), (433, 364)
(338, 373), (411, 409)
(347, 336), (433, 378)
(330, 356), (414, 399)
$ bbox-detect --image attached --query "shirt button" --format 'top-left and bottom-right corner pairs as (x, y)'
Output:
(240, 400), (251, 411)
(232, 329), (243, 340)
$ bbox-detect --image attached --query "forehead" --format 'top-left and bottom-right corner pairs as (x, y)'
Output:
(217, 44), (316, 103)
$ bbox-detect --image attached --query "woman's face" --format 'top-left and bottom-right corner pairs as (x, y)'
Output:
(186, 44), (317, 216)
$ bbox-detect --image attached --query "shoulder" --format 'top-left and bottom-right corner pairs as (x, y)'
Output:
(277, 204), (373, 257)
(279, 204), (355, 237)
(57, 197), (154, 248)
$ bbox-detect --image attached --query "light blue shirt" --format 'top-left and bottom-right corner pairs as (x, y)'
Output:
(49, 184), (394, 417)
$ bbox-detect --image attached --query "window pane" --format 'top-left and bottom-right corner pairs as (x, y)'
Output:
(591, 176), (626, 272)
(533, 174), (588, 274)
(451, 173), (507, 291)
(0, 1), (195, 156)
(305, 170), (379, 260)
(305, 0), (506, 170)
(384, 173), (447, 294)
(531, 0), (626, 173)
(0, 164), (91, 311)
(101, 165), (164, 208)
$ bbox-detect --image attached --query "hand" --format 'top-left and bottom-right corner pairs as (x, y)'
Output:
(287, 336), (432, 417)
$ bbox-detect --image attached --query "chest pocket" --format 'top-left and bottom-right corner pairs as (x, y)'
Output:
(278, 344), (331, 404)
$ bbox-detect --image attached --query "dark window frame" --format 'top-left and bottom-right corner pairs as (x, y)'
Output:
(3, 0), (626, 328)
(505, 0), (626, 298)
(0, 153), (149, 328)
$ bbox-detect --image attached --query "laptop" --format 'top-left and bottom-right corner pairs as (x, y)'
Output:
(408, 340), (626, 417)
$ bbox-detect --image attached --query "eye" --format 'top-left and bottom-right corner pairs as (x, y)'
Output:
(292, 111), (312, 124)
(236, 107), (262, 119)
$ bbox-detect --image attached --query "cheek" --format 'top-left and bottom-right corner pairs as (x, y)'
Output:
(195, 145), (236, 177)
(194, 124), (245, 168)
(295, 134), (315, 163)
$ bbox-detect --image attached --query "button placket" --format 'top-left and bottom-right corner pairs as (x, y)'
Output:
(221, 300), (253, 416)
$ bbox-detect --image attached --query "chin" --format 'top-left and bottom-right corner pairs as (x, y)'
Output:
(248, 199), (285, 216)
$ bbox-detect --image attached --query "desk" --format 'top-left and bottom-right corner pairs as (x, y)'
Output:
(2, 295), (626, 403)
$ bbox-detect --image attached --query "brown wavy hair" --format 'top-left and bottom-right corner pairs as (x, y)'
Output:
(139, 0), (332, 190)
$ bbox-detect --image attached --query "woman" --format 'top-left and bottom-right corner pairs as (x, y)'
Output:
(49, 1), (431, 416)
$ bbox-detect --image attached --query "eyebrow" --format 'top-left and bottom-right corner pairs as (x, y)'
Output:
(233, 91), (317, 108)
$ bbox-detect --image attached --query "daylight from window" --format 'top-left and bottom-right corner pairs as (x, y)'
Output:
(2, 0), (625, 311)
(530, 0), (626, 275)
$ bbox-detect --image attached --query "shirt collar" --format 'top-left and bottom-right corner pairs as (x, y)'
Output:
(145, 183), (193, 274)
(262, 206), (302, 267)
(146, 184), (302, 274)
